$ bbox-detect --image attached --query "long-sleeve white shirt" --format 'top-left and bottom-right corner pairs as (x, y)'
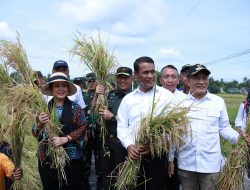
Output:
(117, 85), (175, 149)
(177, 92), (239, 173)
(235, 102), (247, 131)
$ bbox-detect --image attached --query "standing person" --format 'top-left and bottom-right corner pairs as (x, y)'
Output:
(235, 90), (250, 178)
(117, 56), (175, 190)
(82, 72), (102, 190)
(180, 64), (191, 94)
(32, 72), (86, 190)
(0, 153), (23, 190)
(73, 77), (86, 92)
(176, 64), (250, 190)
(50, 60), (86, 109)
(160, 64), (186, 190)
(96, 67), (133, 190)
(34, 71), (46, 88)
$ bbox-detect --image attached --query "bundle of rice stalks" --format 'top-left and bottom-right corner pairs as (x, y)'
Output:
(217, 113), (250, 190)
(6, 84), (70, 185)
(0, 33), (34, 86)
(70, 31), (117, 149)
(115, 96), (190, 189)
(0, 35), (69, 187)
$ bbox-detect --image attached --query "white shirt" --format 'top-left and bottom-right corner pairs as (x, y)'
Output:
(235, 102), (247, 131)
(117, 85), (175, 149)
(47, 84), (86, 109)
(177, 92), (239, 173)
(174, 89), (187, 103)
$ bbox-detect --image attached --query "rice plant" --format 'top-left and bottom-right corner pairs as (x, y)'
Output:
(114, 87), (191, 189)
(70, 31), (117, 151)
(217, 113), (250, 190)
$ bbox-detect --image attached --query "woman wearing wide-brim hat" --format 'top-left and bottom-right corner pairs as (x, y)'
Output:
(32, 72), (86, 190)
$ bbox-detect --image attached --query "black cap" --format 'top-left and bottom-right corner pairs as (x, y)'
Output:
(86, 73), (96, 81)
(53, 60), (68, 70)
(180, 64), (191, 73)
(116, 67), (132, 76)
(73, 77), (83, 84)
(34, 71), (43, 78)
(188, 64), (211, 76)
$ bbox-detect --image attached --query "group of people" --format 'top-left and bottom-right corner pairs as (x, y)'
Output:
(1, 56), (250, 190)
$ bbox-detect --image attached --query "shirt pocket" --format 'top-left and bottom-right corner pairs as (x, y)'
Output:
(206, 111), (220, 130)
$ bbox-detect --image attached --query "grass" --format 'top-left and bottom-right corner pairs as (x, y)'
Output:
(218, 93), (245, 157)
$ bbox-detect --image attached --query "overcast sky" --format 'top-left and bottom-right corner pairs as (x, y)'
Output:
(1, 0), (250, 81)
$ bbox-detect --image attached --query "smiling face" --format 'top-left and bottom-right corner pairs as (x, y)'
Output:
(135, 62), (155, 92)
(160, 67), (179, 93)
(51, 81), (69, 101)
(116, 74), (132, 91)
(188, 72), (209, 99)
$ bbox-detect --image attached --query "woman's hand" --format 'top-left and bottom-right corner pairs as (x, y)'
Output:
(51, 136), (68, 147)
(37, 112), (50, 128)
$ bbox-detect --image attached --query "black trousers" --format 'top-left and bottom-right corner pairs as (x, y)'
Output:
(82, 132), (102, 178)
(165, 158), (180, 190)
(101, 136), (127, 190)
(38, 159), (83, 190)
(136, 155), (167, 190)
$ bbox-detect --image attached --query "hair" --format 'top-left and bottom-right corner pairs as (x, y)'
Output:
(134, 56), (154, 72)
(160, 65), (178, 76)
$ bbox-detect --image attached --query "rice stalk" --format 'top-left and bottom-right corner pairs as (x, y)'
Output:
(70, 31), (117, 152)
(217, 113), (250, 190)
(0, 34), (69, 187)
(115, 89), (191, 189)
(0, 33), (35, 86)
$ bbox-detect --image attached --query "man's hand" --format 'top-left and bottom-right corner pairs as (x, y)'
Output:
(127, 144), (140, 160)
(137, 144), (151, 156)
(99, 108), (113, 120)
(168, 161), (175, 178)
(95, 84), (105, 95)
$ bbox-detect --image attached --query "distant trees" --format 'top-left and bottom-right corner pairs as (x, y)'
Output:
(208, 77), (250, 94)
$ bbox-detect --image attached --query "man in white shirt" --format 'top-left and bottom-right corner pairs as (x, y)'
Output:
(117, 56), (175, 190)
(160, 64), (186, 190)
(49, 60), (86, 109)
(177, 64), (250, 190)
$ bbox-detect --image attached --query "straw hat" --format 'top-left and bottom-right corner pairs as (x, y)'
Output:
(41, 72), (77, 96)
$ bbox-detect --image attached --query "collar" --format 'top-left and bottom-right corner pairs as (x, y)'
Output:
(187, 90), (212, 101)
(135, 85), (160, 94)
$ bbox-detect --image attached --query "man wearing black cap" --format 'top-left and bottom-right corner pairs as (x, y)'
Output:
(81, 72), (102, 190)
(51, 60), (86, 109)
(73, 77), (87, 92)
(96, 67), (133, 190)
(180, 64), (191, 94)
(176, 64), (250, 190)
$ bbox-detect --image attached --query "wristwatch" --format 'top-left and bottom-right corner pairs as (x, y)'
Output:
(111, 115), (116, 122)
